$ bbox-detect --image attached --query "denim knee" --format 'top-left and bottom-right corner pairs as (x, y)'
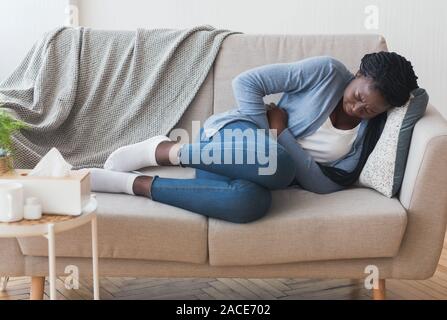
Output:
(274, 148), (296, 188)
(225, 180), (272, 224)
(258, 147), (296, 190)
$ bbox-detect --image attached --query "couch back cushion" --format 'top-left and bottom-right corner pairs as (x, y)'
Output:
(212, 34), (388, 114)
(169, 66), (214, 140)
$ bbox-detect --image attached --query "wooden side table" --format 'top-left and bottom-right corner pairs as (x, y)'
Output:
(0, 195), (99, 300)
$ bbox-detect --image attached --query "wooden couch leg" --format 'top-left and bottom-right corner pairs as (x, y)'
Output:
(30, 276), (45, 300)
(372, 279), (386, 300)
(0, 276), (9, 291)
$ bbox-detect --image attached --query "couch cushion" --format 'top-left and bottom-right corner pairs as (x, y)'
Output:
(358, 88), (429, 197)
(16, 167), (208, 264)
(208, 187), (407, 266)
(170, 66), (214, 139)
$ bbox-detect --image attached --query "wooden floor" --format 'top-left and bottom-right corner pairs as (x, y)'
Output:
(2, 235), (447, 300)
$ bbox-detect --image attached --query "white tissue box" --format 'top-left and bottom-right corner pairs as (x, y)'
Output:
(0, 169), (91, 216)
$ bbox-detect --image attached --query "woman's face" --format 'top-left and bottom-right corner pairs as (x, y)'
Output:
(342, 73), (390, 120)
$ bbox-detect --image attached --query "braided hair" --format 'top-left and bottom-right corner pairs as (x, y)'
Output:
(359, 51), (419, 107)
(317, 52), (419, 187)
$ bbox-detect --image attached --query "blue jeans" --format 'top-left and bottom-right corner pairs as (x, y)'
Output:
(150, 121), (296, 223)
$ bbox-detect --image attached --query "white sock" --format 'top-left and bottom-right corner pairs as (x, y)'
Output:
(104, 135), (171, 171)
(89, 168), (138, 195)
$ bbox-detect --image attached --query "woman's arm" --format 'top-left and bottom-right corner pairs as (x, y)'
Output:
(277, 128), (345, 194)
(231, 59), (314, 130)
(266, 103), (288, 137)
(232, 61), (306, 114)
(231, 56), (340, 117)
(231, 56), (341, 132)
(265, 103), (343, 194)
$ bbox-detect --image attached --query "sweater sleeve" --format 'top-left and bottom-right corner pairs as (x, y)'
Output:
(277, 128), (345, 194)
(231, 56), (343, 131)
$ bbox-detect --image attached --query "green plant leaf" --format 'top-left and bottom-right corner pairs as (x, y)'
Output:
(0, 104), (29, 156)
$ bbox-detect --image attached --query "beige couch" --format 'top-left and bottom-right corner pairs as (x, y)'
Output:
(2, 34), (447, 300)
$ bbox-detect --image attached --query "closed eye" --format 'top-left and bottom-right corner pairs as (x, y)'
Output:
(365, 107), (374, 114)
(355, 91), (364, 103)
(358, 93), (367, 103)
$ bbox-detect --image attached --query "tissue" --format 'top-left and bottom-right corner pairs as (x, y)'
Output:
(28, 147), (73, 177)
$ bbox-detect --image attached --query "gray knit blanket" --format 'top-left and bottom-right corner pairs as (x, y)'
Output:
(0, 25), (239, 169)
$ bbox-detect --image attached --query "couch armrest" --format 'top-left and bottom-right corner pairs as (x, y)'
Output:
(393, 104), (447, 279)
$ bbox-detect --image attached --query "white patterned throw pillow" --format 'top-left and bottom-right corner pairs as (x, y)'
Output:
(358, 88), (429, 197)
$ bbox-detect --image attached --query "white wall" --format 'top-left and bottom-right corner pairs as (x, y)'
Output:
(1, 0), (446, 117)
(78, 0), (447, 117)
(0, 0), (67, 81)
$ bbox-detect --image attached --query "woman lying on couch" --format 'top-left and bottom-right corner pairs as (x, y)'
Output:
(89, 52), (419, 223)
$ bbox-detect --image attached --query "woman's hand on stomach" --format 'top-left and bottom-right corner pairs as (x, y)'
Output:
(266, 103), (288, 136)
